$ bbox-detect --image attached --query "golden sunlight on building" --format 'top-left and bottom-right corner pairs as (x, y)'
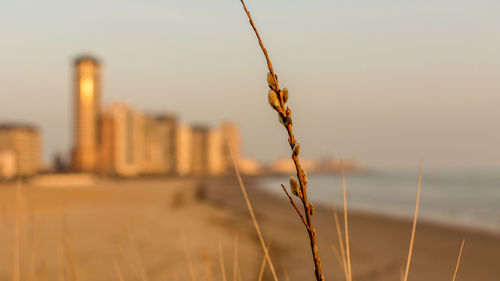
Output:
(0, 150), (16, 179)
(98, 103), (180, 177)
(176, 122), (242, 177)
(72, 55), (101, 172)
(175, 124), (192, 176)
(98, 103), (144, 177)
(68, 53), (245, 178)
(190, 124), (237, 177)
(208, 127), (225, 175)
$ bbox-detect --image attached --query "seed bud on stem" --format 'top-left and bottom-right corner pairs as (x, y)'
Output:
(267, 72), (277, 90)
(301, 169), (308, 184)
(268, 89), (280, 110)
(290, 176), (302, 198)
(293, 143), (301, 156)
(282, 88), (289, 103)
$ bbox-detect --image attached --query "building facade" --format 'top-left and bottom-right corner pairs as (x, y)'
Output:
(142, 114), (177, 175)
(0, 124), (40, 178)
(189, 125), (228, 176)
(98, 103), (180, 177)
(175, 124), (192, 176)
(98, 103), (143, 177)
(220, 122), (241, 171)
(72, 55), (101, 172)
(190, 125), (210, 176)
(67, 54), (243, 177)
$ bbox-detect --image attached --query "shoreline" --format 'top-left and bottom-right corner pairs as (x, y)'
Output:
(205, 176), (500, 281)
(250, 173), (500, 238)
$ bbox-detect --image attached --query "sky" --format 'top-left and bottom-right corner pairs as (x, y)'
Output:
(0, 0), (499, 172)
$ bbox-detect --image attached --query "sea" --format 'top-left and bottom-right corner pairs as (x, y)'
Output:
(258, 171), (500, 235)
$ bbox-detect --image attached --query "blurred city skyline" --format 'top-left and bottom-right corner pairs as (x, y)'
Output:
(0, 0), (499, 172)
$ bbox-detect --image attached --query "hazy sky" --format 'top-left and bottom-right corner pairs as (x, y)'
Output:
(0, 0), (499, 172)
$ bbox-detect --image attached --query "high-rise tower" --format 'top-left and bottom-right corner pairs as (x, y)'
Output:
(72, 55), (101, 172)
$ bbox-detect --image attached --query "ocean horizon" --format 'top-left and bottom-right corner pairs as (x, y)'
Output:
(259, 170), (500, 235)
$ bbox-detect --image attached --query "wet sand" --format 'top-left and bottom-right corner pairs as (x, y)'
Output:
(0, 177), (498, 281)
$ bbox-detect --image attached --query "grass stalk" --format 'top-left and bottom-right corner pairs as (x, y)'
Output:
(256, 253), (267, 281)
(256, 243), (271, 281)
(341, 162), (352, 281)
(451, 239), (465, 281)
(227, 140), (279, 281)
(332, 203), (348, 281)
(238, 1), (324, 280)
(331, 244), (346, 278)
(402, 161), (423, 281)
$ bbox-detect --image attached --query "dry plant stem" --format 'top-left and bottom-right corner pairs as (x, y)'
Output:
(239, 0), (277, 88)
(257, 253), (267, 281)
(281, 184), (307, 228)
(256, 243), (271, 281)
(452, 239), (465, 281)
(238, 1), (324, 280)
(331, 244), (345, 275)
(332, 203), (348, 281)
(403, 161), (423, 281)
(228, 143), (279, 281)
(341, 163), (352, 281)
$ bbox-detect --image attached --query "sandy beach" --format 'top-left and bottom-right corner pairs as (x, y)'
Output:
(0, 176), (498, 281)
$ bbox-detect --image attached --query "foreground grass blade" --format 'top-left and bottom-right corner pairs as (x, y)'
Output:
(402, 162), (423, 281)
